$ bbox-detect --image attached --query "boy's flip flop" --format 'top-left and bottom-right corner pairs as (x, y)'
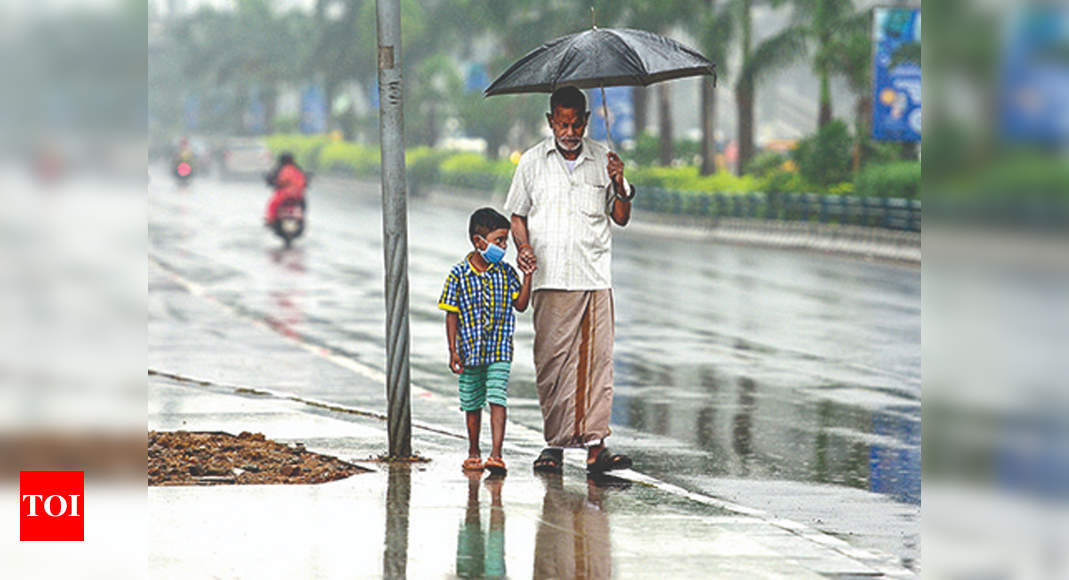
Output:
(586, 447), (632, 474)
(462, 457), (484, 472)
(485, 456), (507, 476)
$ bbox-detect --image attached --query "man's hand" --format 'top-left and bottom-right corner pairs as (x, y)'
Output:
(449, 351), (464, 375)
(511, 214), (537, 273)
(518, 254), (537, 276)
(517, 245), (537, 273)
(607, 151), (625, 192)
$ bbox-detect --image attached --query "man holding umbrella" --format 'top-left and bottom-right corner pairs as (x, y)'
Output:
(488, 19), (714, 475)
(504, 86), (635, 475)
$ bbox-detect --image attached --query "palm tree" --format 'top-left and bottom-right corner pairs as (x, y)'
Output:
(618, 0), (705, 165)
(791, 0), (861, 129)
(823, 9), (873, 169)
(310, 0), (365, 134)
(694, 1), (735, 174)
(174, 1), (307, 134)
(733, 0), (807, 174)
(442, 0), (588, 150)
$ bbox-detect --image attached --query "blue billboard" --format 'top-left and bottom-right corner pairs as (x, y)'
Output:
(300, 85), (327, 134)
(872, 8), (921, 142)
(1000, 6), (1069, 145)
(245, 91), (266, 135)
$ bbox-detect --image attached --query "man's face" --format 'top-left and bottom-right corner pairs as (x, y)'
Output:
(546, 106), (589, 152)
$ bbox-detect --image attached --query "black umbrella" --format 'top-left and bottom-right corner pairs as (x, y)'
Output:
(484, 21), (716, 147)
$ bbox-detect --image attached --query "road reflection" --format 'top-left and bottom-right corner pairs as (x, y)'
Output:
(532, 474), (625, 579)
(268, 246), (306, 273)
(618, 368), (920, 504)
(454, 472), (506, 579)
(383, 464), (411, 580)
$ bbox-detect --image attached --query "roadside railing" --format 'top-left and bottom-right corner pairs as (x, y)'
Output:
(634, 189), (921, 232)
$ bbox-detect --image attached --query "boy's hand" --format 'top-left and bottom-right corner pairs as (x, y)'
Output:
(449, 351), (464, 374)
(518, 256), (537, 276)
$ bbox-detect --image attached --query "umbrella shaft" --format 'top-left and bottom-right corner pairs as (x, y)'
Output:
(600, 85), (614, 151)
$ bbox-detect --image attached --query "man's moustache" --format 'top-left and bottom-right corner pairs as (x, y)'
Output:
(556, 139), (581, 151)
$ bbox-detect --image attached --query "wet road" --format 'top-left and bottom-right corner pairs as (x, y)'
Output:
(148, 171), (920, 569)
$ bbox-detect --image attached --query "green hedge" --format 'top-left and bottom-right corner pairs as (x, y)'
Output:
(855, 161), (921, 199)
(406, 146), (454, 187)
(438, 153), (516, 191)
(319, 141), (380, 177)
(264, 134), (329, 170)
(264, 134), (914, 203)
(627, 165), (764, 194)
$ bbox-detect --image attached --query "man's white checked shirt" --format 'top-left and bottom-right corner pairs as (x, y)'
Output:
(504, 137), (631, 291)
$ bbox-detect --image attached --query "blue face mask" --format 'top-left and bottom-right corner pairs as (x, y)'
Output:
(478, 237), (506, 264)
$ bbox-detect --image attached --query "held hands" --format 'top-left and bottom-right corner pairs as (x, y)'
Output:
(607, 151), (625, 192)
(517, 254), (537, 276)
(517, 245), (538, 274)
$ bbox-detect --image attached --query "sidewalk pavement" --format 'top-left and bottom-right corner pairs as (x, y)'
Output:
(149, 374), (915, 579)
(148, 259), (915, 578)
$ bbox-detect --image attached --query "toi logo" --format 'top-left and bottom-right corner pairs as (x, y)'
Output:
(19, 471), (84, 541)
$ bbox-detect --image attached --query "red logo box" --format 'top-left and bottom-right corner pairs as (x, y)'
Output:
(19, 471), (84, 541)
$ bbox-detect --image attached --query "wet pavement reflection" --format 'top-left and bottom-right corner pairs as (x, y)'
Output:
(455, 473), (506, 579)
(149, 174), (920, 568)
(533, 473), (613, 579)
(384, 464), (411, 580)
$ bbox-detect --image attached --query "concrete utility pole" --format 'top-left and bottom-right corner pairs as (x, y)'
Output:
(375, 0), (412, 458)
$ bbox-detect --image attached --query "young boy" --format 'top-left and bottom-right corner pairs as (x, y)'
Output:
(439, 208), (534, 475)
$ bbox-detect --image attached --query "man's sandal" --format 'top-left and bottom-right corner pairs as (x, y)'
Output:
(586, 447), (632, 474)
(462, 457), (484, 472)
(485, 456), (507, 476)
(532, 448), (564, 474)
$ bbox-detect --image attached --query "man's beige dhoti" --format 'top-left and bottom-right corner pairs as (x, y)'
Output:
(532, 289), (614, 448)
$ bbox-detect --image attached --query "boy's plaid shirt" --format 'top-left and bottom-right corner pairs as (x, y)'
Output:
(438, 254), (521, 367)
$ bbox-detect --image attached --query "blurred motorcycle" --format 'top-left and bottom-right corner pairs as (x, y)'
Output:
(265, 172), (311, 248)
(272, 198), (305, 248)
(174, 159), (194, 185)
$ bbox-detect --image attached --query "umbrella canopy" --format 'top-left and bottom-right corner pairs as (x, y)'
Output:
(484, 27), (716, 96)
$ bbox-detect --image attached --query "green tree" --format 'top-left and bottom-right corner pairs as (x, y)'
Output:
(170, 1), (310, 134)
(694, 0), (735, 174)
(734, 0), (807, 174)
(617, 0), (705, 165)
(823, 9), (874, 168)
(439, 0), (588, 154)
(791, 119), (853, 186)
(310, 0), (365, 134)
(791, 0), (863, 129)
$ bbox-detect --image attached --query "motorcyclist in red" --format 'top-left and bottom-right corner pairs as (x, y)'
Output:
(264, 152), (307, 226)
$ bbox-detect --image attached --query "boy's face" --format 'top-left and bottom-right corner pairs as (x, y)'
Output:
(474, 228), (509, 251)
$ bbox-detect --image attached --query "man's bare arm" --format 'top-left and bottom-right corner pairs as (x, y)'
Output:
(511, 214), (537, 271)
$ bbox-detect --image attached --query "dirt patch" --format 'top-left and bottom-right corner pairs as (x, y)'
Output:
(148, 430), (368, 486)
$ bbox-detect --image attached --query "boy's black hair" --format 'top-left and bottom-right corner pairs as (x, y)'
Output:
(550, 86), (587, 113)
(469, 207), (510, 241)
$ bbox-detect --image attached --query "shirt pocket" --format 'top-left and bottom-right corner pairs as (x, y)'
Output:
(575, 183), (610, 217)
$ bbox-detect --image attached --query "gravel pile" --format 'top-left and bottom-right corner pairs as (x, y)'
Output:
(148, 430), (366, 486)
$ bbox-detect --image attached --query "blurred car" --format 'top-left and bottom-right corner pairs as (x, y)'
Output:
(218, 138), (273, 180)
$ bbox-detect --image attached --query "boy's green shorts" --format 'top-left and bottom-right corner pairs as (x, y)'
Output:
(458, 362), (510, 411)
